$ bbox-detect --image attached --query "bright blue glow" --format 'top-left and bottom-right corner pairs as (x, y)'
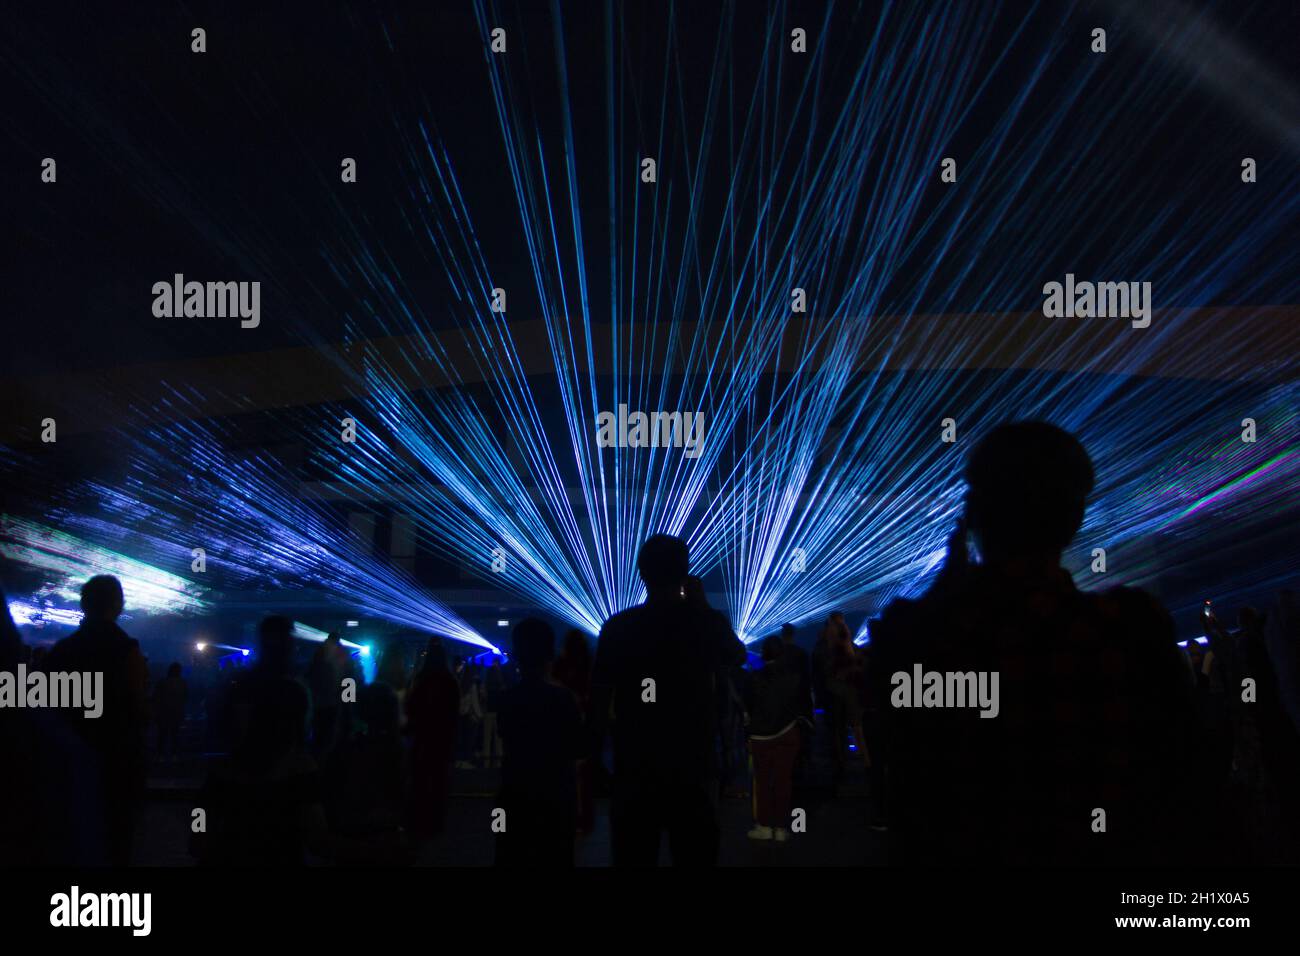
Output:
(4, 4), (1293, 657)
(295, 3), (1300, 644)
(197, 641), (252, 657)
(8, 601), (84, 628)
(15, 421), (496, 655)
(292, 621), (367, 653)
(1, 517), (207, 616)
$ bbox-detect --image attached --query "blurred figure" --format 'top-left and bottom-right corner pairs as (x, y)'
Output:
(744, 636), (806, 842)
(1264, 589), (1300, 737)
(495, 619), (585, 866)
(307, 632), (347, 757)
(821, 611), (866, 787)
(377, 640), (410, 694)
(553, 630), (596, 832)
(44, 575), (149, 866)
(590, 535), (746, 866)
(687, 575), (747, 800)
(553, 630), (594, 707)
(811, 623), (831, 716)
(826, 616), (868, 775)
(325, 682), (408, 850)
(870, 422), (1202, 865)
(153, 662), (188, 764)
(1258, 594), (1300, 860)
(405, 637), (458, 840)
(455, 661), (483, 769)
(227, 615), (299, 752)
(778, 622), (815, 778)
(779, 623), (813, 721)
(481, 658), (505, 768)
(194, 676), (327, 865)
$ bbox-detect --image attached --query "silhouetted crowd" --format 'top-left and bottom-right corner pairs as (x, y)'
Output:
(3, 422), (1299, 866)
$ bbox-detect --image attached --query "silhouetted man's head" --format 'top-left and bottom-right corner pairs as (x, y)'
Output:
(964, 422), (1094, 564)
(780, 622), (796, 643)
(80, 575), (125, 623)
(637, 535), (690, 596)
(511, 617), (555, 675)
(257, 615), (295, 674)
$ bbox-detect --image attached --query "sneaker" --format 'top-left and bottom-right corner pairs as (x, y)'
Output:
(747, 825), (774, 841)
(773, 828), (789, 842)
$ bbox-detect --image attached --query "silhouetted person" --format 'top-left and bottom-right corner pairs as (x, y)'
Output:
(455, 663), (483, 769)
(869, 422), (1202, 865)
(153, 662), (187, 763)
(307, 632), (347, 757)
(1252, 596), (1300, 861)
(779, 623), (813, 720)
(227, 615), (299, 752)
(495, 618), (585, 866)
(377, 639), (410, 693)
(824, 612), (867, 785)
(482, 658), (505, 768)
(811, 623), (831, 715)
(744, 636), (806, 841)
(195, 676), (329, 865)
(553, 629), (594, 706)
(778, 623), (815, 779)
(325, 682), (408, 849)
(0, 590), (107, 865)
(405, 637), (458, 840)
(590, 535), (746, 866)
(43, 575), (149, 866)
(553, 629), (596, 832)
(687, 575), (747, 799)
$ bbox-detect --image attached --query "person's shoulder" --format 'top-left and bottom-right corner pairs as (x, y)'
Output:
(46, 633), (77, 658)
(605, 605), (646, 626)
(1088, 585), (1175, 635)
(707, 608), (734, 631)
(598, 606), (644, 642)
